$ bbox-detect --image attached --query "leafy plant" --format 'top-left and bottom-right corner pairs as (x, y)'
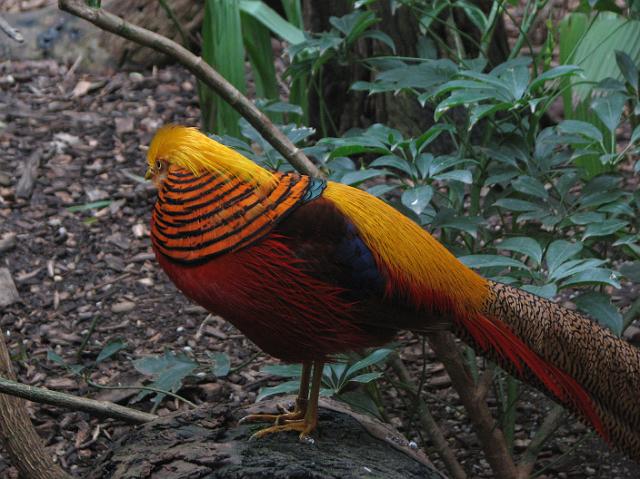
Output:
(257, 348), (393, 417)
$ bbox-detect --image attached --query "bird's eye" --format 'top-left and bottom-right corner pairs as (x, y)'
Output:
(155, 160), (163, 171)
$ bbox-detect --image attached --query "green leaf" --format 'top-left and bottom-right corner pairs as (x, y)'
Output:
(521, 283), (557, 299)
(582, 219), (628, 240)
(615, 50), (639, 91)
(67, 200), (112, 213)
(575, 292), (622, 335)
(458, 255), (527, 269)
(591, 92), (626, 133)
(620, 261), (640, 282)
(340, 169), (388, 185)
(97, 340), (127, 363)
(369, 155), (415, 176)
(47, 350), (66, 365)
(498, 237), (543, 265)
(201, 0), (246, 135)
(557, 120), (603, 144)
(432, 170), (473, 184)
(239, 0), (305, 45)
(345, 348), (394, 377)
(494, 198), (543, 212)
(348, 372), (383, 384)
(133, 351), (198, 405)
(546, 240), (583, 275)
(569, 212), (605, 225)
(549, 258), (607, 282)
(631, 124), (640, 145)
(207, 352), (231, 377)
(401, 186), (433, 215)
(256, 380), (300, 402)
(561, 268), (620, 289)
(528, 65), (583, 91)
(261, 363), (303, 377)
(512, 175), (549, 199)
(454, 0), (488, 32)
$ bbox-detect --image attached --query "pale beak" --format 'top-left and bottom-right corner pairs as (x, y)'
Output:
(144, 169), (152, 181)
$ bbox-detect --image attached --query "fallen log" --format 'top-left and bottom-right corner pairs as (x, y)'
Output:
(91, 397), (445, 479)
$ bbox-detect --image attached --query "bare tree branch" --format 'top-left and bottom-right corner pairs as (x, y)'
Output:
(0, 376), (158, 424)
(0, 330), (71, 478)
(389, 354), (468, 479)
(57, 0), (320, 178)
(428, 332), (518, 479)
(0, 14), (24, 43)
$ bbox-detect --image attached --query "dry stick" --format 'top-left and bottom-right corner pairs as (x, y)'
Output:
(0, 14), (24, 43)
(56, 2), (517, 477)
(57, 0), (321, 178)
(389, 355), (467, 479)
(0, 377), (157, 424)
(516, 405), (565, 479)
(0, 331), (71, 479)
(428, 331), (518, 479)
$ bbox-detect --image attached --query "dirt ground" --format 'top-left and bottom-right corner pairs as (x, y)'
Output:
(1, 59), (639, 478)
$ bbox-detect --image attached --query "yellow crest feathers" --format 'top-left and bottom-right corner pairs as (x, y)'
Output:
(147, 125), (274, 185)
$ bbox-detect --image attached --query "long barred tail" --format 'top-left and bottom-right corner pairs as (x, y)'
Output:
(465, 281), (640, 461)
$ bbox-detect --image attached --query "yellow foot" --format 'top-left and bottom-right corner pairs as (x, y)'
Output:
(249, 419), (317, 443)
(239, 399), (307, 426)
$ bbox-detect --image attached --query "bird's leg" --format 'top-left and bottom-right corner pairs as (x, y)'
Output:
(239, 361), (311, 425)
(250, 360), (324, 442)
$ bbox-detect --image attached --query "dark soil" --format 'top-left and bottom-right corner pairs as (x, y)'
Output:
(1, 60), (639, 479)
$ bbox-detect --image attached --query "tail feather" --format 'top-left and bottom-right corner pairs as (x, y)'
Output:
(457, 313), (607, 441)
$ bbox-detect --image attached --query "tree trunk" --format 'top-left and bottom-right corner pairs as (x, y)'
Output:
(0, 330), (70, 479)
(90, 397), (444, 479)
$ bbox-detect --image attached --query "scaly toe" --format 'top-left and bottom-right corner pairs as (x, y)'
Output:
(249, 419), (316, 441)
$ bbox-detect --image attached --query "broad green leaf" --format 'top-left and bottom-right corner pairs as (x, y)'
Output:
(591, 92), (626, 133)
(454, 1), (488, 32)
(370, 155), (415, 176)
(348, 372), (383, 384)
(133, 351), (198, 405)
(432, 170), (473, 184)
(415, 153), (434, 179)
(340, 169), (388, 185)
(207, 352), (231, 377)
(434, 90), (499, 120)
(620, 261), (640, 282)
(561, 268), (620, 289)
(97, 340), (127, 363)
(528, 65), (583, 91)
(521, 283), (557, 299)
(615, 50), (639, 91)
(261, 363), (303, 377)
(345, 348), (394, 377)
(575, 292), (622, 335)
(569, 212), (605, 225)
(549, 258), (607, 282)
(459, 255), (527, 269)
(367, 184), (397, 197)
(512, 176), (549, 199)
(401, 186), (433, 215)
(494, 198), (543, 212)
(47, 350), (66, 365)
(239, 0), (305, 45)
(557, 120), (603, 144)
(256, 380), (300, 402)
(582, 219), (628, 240)
(546, 240), (582, 274)
(498, 237), (543, 265)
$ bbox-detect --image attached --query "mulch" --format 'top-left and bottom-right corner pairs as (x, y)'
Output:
(1, 59), (639, 478)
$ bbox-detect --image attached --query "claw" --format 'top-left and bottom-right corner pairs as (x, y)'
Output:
(249, 418), (317, 442)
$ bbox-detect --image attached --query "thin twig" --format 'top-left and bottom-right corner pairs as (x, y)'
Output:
(0, 14), (24, 43)
(428, 331), (517, 479)
(57, 0), (321, 178)
(0, 376), (157, 424)
(516, 404), (565, 479)
(389, 354), (467, 479)
(86, 379), (197, 408)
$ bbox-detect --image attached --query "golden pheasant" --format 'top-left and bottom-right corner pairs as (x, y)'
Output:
(146, 125), (640, 460)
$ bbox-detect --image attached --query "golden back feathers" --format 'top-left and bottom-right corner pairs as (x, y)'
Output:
(147, 125), (275, 186)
